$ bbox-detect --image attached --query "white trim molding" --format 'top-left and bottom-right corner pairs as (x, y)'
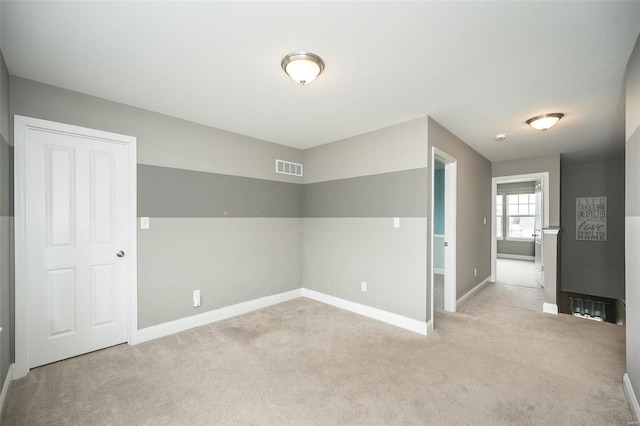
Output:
(543, 303), (559, 315)
(497, 254), (535, 261)
(302, 289), (430, 336)
(0, 364), (14, 417)
(624, 373), (640, 422)
(457, 276), (492, 309)
(137, 289), (303, 343)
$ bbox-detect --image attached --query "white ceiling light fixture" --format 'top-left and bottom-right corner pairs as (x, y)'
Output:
(526, 113), (564, 131)
(281, 51), (325, 85)
(494, 133), (507, 141)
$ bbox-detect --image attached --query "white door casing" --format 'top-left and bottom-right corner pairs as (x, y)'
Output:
(15, 116), (138, 378)
(490, 172), (550, 283)
(430, 147), (457, 324)
(534, 180), (543, 286)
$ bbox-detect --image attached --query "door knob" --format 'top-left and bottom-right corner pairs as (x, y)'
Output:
(444, 242), (449, 247)
(117, 250), (125, 258)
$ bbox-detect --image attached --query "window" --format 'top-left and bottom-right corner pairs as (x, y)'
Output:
(496, 195), (503, 239)
(506, 194), (536, 240)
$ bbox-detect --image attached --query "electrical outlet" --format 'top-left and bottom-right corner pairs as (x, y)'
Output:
(483, 217), (487, 225)
(193, 290), (201, 307)
(140, 217), (150, 229)
(393, 218), (400, 228)
(474, 268), (477, 277)
(361, 282), (367, 292)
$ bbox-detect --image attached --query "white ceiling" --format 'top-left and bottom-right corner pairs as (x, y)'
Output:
(2, 1), (640, 161)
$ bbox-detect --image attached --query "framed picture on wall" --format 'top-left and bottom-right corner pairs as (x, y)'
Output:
(576, 197), (607, 241)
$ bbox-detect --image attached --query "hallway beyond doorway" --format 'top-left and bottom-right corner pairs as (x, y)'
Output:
(435, 259), (543, 313)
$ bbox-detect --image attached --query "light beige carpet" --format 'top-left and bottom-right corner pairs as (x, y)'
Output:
(496, 258), (541, 289)
(2, 295), (632, 425)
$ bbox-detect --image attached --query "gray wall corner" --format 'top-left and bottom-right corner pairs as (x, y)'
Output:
(427, 117), (492, 298)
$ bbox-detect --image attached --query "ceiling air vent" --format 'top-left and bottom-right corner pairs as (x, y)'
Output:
(276, 159), (303, 177)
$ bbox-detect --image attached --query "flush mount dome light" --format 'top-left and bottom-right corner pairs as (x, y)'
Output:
(526, 113), (564, 131)
(281, 51), (325, 85)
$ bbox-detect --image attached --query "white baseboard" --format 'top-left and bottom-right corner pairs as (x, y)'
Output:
(0, 364), (14, 417)
(497, 253), (535, 261)
(136, 289), (303, 343)
(301, 288), (429, 336)
(624, 373), (640, 421)
(543, 303), (558, 315)
(433, 268), (445, 275)
(457, 276), (491, 309)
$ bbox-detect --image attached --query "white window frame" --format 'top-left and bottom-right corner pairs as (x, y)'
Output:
(505, 193), (536, 241)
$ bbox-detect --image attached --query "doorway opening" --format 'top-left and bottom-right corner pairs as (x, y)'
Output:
(430, 148), (457, 327)
(491, 173), (549, 312)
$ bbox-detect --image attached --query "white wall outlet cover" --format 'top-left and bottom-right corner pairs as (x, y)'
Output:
(483, 217), (487, 225)
(361, 282), (367, 292)
(140, 217), (150, 229)
(393, 218), (400, 228)
(193, 290), (201, 307)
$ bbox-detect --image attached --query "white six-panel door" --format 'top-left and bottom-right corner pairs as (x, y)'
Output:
(15, 116), (136, 372)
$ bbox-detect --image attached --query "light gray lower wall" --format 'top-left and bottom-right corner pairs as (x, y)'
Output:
(136, 166), (303, 328)
(492, 154), (561, 226)
(428, 118), (492, 299)
(561, 156), (625, 300)
(138, 218), (301, 329)
(626, 32), (640, 408)
(433, 235), (445, 271)
(497, 240), (534, 257)
(301, 117), (429, 323)
(303, 218), (427, 321)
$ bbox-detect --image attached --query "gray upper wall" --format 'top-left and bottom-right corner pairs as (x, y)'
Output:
(0, 53), (8, 142)
(427, 118), (492, 298)
(628, 31), (640, 140)
(492, 154), (561, 226)
(9, 77), (302, 183)
(560, 156), (625, 300)
(302, 117), (428, 184)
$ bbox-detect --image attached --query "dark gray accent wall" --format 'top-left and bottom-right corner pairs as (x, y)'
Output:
(561, 156), (625, 300)
(428, 118), (492, 299)
(303, 168), (428, 218)
(138, 165), (302, 218)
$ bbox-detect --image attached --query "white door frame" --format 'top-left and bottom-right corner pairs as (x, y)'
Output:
(491, 172), (550, 282)
(430, 147), (457, 326)
(14, 115), (138, 379)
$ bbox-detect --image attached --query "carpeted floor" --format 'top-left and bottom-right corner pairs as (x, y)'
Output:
(2, 293), (632, 425)
(496, 258), (541, 289)
(435, 259), (544, 313)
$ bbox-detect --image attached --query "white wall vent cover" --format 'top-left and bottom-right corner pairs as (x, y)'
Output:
(276, 159), (303, 176)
